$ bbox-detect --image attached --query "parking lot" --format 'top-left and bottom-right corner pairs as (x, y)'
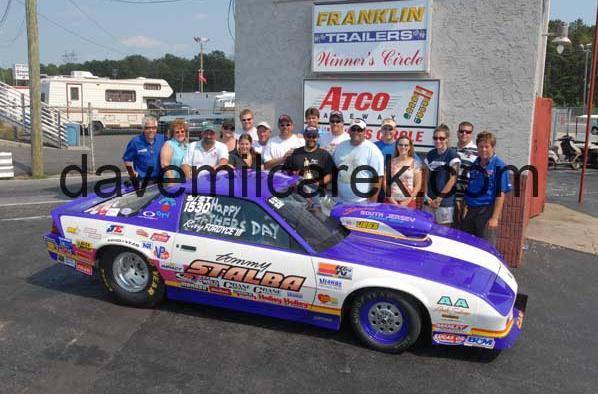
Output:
(0, 170), (597, 393)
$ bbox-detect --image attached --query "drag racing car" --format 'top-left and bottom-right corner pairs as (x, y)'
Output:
(44, 171), (526, 353)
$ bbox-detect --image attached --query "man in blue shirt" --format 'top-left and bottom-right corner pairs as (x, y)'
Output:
(375, 118), (397, 159)
(123, 116), (165, 181)
(462, 131), (513, 246)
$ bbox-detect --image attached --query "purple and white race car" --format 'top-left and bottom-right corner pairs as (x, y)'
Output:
(44, 171), (526, 353)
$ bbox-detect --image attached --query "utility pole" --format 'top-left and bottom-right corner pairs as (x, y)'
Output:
(194, 37), (209, 93)
(581, 44), (592, 111)
(26, 0), (43, 177)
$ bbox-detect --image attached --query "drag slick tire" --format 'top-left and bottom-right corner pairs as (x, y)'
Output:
(350, 289), (422, 353)
(99, 247), (165, 307)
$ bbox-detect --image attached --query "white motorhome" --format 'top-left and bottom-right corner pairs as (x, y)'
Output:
(40, 71), (173, 130)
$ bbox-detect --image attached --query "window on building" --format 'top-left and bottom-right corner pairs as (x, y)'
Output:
(180, 195), (297, 250)
(143, 83), (161, 91)
(41, 93), (46, 103)
(105, 90), (136, 102)
(69, 87), (79, 101)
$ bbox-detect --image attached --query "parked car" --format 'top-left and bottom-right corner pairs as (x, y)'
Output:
(43, 172), (526, 353)
(159, 114), (234, 141)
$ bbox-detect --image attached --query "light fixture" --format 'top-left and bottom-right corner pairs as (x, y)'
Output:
(551, 22), (571, 54)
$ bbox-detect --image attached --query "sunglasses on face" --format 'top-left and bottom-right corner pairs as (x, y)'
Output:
(382, 126), (394, 131)
(144, 126), (157, 130)
(241, 118), (252, 122)
(350, 127), (365, 132)
(304, 133), (318, 139)
(280, 123), (292, 127)
(458, 129), (473, 134)
(330, 120), (342, 124)
(223, 126), (235, 131)
(433, 136), (446, 141)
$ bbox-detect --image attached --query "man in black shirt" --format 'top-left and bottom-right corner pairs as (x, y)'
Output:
(285, 127), (334, 187)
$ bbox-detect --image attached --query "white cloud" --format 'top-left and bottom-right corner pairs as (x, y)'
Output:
(120, 35), (163, 49)
(193, 12), (209, 20)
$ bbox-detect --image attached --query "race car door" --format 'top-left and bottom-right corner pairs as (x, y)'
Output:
(170, 194), (317, 318)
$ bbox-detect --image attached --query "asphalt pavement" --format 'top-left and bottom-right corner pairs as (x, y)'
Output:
(0, 175), (597, 393)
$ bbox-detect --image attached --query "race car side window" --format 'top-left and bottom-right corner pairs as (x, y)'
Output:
(179, 194), (300, 251)
(85, 184), (162, 217)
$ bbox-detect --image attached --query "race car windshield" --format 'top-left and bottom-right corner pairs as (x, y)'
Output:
(84, 185), (162, 216)
(267, 193), (349, 252)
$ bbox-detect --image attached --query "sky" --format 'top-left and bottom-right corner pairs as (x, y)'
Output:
(0, 0), (594, 68)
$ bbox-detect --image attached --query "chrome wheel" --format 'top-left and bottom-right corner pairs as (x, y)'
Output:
(367, 301), (404, 336)
(112, 252), (149, 292)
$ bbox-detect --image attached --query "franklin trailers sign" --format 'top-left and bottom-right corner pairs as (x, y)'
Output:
(312, 0), (431, 73)
(304, 79), (439, 147)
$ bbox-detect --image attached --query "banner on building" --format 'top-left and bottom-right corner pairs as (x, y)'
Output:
(13, 64), (29, 81)
(312, 0), (431, 73)
(304, 79), (440, 148)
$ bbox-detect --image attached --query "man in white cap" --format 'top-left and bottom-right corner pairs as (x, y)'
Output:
(181, 126), (229, 179)
(332, 118), (384, 203)
(263, 114), (305, 169)
(253, 121), (272, 155)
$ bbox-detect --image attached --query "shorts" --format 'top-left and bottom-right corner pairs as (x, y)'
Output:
(423, 205), (454, 225)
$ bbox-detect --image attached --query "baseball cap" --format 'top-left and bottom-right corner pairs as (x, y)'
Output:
(329, 110), (344, 122)
(202, 122), (216, 133)
(349, 118), (367, 130)
(303, 126), (319, 138)
(278, 114), (293, 124)
(256, 121), (272, 130)
(381, 118), (397, 129)
(222, 120), (235, 129)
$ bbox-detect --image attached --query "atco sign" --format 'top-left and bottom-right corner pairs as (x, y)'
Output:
(312, 0), (431, 73)
(304, 79), (439, 148)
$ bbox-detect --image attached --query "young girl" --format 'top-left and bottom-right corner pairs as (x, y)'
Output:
(386, 136), (422, 208)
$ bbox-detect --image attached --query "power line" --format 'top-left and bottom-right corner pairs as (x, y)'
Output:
(0, 0), (13, 29)
(14, 0), (128, 56)
(67, 0), (127, 49)
(0, 17), (24, 47)
(227, 0), (235, 42)
(106, 0), (191, 4)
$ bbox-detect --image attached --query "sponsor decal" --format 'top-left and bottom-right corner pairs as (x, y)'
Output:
(120, 208), (133, 215)
(286, 291), (304, 299)
(153, 246), (170, 260)
(317, 293), (339, 305)
(437, 296), (469, 309)
(156, 197), (177, 218)
(86, 233), (101, 240)
(356, 220), (379, 230)
(159, 262), (183, 272)
(150, 232), (170, 243)
(318, 263), (353, 280)
(106, 238), (141, 249)
(233, 290), (256, 300)
(76, 240), (93, 251)
(464, 336), (495, 349)
(136, 229), (150, 238)
(223, 281), (251, 291)
(104, 208), (120, 217)
(142, 211), (157, 219)
(182, 259), (305, 291)
(75, 262), (93, 276)
(66, 227), (78, 234)
(254, 287), (281, 296)
(435, 306), (470, 316)
(517, 310), (524, 330)
(58, 237), (73, 254)
(267, 196), (285, 209)
(209, 286), (232, 296)
(432, 333), (466, 346)
(318, 277), (342, 290)
(142, 241), (153, 250)
(106, 224), (124, 234)
(433, 323), (469, 333)
(403, 85), (433, 124)
(284, 298), (310, 309)
(180, 281), (209, 292)
(58, 255), (76, 268)
(47, 240), (57, 253)
(84, 227), (98, 234)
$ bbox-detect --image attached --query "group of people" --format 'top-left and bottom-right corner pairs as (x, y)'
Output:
(122, 108), (512, 246)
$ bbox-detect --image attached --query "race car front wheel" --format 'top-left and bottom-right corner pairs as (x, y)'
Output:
(350, 289), (422, 353)
(99, 247), (165, 307)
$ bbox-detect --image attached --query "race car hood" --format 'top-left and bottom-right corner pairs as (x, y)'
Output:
(319, 228), (506, 303)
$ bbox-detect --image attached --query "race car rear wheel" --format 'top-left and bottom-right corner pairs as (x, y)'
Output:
(99, 247), (165, 307)
(350, 289), (421, 353)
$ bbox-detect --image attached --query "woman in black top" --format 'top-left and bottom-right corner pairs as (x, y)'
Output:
(228, 134), (260, 169)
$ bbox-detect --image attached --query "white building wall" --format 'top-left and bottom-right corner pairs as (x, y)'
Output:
(235, 0), (549, 167)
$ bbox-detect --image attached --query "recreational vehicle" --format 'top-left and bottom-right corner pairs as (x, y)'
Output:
(40, 71), (173, 131)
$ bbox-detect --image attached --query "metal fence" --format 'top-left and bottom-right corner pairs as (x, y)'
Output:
(552, 106), (597, 143)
